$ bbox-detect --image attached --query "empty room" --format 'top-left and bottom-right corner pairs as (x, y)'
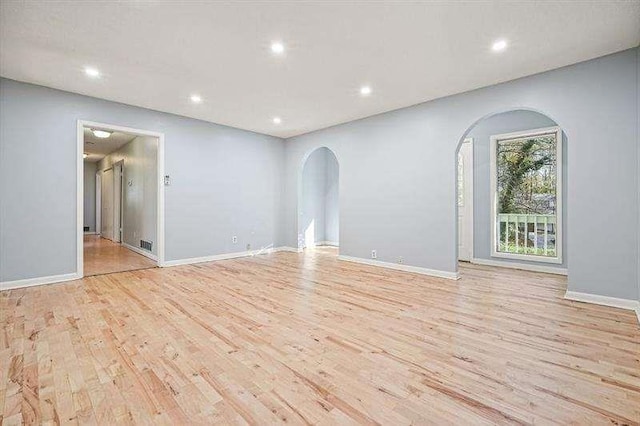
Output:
(0, 1), (639, 424)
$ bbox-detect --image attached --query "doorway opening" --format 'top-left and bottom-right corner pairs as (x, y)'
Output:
(298, 147), (339, 256)
(455, 109), (567, 276)
(79, 121), (164, 277)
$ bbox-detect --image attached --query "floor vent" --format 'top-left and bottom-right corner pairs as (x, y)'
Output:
(140, 240), (153, 252)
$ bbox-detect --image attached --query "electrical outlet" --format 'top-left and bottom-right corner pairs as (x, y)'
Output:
(398, 256), (404, 264)
(371, 250), (377, 259)
(232, 236), (238, 243)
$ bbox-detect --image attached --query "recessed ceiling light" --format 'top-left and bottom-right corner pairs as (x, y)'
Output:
(84, 67), (100, 78)
(360, 86), (372, 96)
(271, 42), (285, 55)
(491, 39), (508, 52)
(92, 129), (112, 138)
(273, 117), (282, 125)
(83, 153), (89, 159)
(190, 94), (202, 103)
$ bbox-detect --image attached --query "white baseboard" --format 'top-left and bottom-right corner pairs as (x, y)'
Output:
(1, 272), (82, 291)
(84, 231), (97, 235)
(273, 246), (303, 253)
(564, 290), (639, 311)
(337, 255), (459, 280)
(471, 257), (568, 275)
(122, 243), (158, 262)
(162, 245), (297, 267)
(316, 241), (339, 247)
(163, 250), (255, 267)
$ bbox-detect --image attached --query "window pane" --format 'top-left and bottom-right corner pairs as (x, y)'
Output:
(495, 131), (558, 257)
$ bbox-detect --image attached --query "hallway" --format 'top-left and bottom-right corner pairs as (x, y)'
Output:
(84, 235), (156, 276)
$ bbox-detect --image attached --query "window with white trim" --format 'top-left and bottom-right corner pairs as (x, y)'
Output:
(490, 126), (562, 263)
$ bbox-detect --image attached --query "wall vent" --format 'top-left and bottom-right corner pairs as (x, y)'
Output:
(84, 226), (90, 232)
(140, 240), (153, 252)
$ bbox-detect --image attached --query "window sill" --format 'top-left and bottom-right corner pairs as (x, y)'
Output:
(491, 250), (563, 264)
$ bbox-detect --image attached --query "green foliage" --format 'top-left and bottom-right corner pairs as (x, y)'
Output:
(497, 135), (556, 215)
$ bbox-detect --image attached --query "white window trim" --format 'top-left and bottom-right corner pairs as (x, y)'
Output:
(490, 126), (562, 264)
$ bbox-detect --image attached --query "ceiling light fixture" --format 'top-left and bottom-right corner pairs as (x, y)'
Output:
(190, 94), (202, 103)
(273, 117), (282, 125)
(92, 129), (112, 138)
(271, 42), (285, 55)
(360, 86), (372, 96)
(491, 39), (508, 52)
(84, 67), (101, 78)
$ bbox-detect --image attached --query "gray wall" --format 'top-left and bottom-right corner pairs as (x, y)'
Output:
(83, 161), (97, 232)
(98, 135), (158, 255)
(284, 48), (639, 300)
(2, 48), (639, 302)
(298, 147), (339, 247)
(466, 110), (566, 270)
(0, 78), (284, 282)
(325, 150), (339, 244)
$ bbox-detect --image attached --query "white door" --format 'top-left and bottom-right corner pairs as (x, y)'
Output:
(113, 162), (123, 243)
(95, 172), (102, 235)
(101, 168), (114, 241)
(458, 139), (473, 261)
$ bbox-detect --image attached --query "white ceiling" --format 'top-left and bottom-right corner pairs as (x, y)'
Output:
(1, 2), (639, 138)
(83, 127), (136, 163)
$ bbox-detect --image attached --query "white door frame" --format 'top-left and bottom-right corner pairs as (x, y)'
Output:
(457, 137), (474, 261)
(101, 166), (115, 240)
(113, 160), (124, 243)
(77, 120), (165, 277)
(95, 171), (102, 235)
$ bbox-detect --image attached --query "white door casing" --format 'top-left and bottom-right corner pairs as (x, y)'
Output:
(113, 161), (123, 243)
(101, 167), (114, 241)
(95, 171), (102, 235)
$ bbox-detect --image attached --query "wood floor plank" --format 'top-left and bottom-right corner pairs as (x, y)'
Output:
(1, 247), (638, 424)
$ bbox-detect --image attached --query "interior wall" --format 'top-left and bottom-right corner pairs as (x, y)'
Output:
(98, 135), (158, 255)
(83, 160), (97, 232)
(0, 78), (285, 282)
(325, 150), (339, 244)
(1, 49), (638, 302)
(283, 47), (639, 300)
(299, 147), (339, 247)
(466, 110), (566, 270)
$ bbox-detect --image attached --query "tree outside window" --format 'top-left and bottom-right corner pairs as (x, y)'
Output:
(491, 127), (562, 262)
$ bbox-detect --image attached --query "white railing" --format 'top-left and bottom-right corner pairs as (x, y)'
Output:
(497, 213), (556, 256)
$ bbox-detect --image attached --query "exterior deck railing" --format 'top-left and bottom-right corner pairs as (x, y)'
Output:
(497, 213), (556, 256)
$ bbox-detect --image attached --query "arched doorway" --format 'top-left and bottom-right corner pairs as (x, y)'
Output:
(298, 147), (339, 253)
(455, 109), (568, 276)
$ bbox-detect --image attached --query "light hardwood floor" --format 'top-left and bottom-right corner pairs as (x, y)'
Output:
(84, 235), (156, 277)
(1, 248), (638, 424)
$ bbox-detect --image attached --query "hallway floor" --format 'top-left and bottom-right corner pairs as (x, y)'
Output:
(83, 235), (156, 277)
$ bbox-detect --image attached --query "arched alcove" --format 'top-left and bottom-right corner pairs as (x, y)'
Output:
(454, 109), (568, 275)
(297, 147), (340, 252)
